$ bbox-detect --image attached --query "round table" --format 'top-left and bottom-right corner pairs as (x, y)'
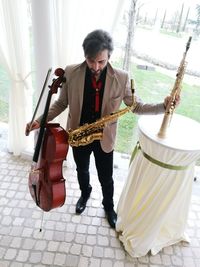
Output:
(116, 114), (200, 257)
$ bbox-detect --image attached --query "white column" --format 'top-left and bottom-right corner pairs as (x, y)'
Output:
(31, 0), (54, 116)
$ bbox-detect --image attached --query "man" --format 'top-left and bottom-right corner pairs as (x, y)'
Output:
(26, 29), (176, 229)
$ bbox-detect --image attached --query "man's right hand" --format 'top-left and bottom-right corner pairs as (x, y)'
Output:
(25, 120), (40, 136)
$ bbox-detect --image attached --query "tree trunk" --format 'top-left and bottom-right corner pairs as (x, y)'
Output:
(161, 10), (167, 29)
(182, 7), (190, 32)
(122, 0), (138, 73)
(176, 3), (184, 33)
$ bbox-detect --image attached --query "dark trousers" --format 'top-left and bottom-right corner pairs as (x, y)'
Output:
(72, 141), (114, 212)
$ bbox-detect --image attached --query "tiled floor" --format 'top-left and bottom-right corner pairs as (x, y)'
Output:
(0, 123), (200, 267)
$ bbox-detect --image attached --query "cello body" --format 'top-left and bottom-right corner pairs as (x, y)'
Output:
(29, 123), (69, 211)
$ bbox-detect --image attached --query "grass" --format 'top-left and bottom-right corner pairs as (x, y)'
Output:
(0, 66), (10, 123)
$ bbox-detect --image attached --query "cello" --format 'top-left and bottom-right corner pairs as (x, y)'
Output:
(28, 68), (68, 212)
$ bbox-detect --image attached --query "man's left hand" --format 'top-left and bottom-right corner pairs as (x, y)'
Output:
(164, 95), (180, 109)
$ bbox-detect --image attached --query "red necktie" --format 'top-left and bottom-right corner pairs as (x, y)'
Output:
(91, 76), (102, 112)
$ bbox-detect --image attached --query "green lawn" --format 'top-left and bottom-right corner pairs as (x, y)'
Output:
(0, 66), (10, 122)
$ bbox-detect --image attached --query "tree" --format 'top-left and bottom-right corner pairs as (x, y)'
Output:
(161, 9), (167, 29)
(122, 0), (138, 73)
(153, 8), (158, 26)
(176, 3), (184, 33)
(182, 7), (190, 32)
(194, 4), (200, 36)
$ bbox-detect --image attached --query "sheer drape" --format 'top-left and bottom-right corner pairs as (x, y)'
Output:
(52, 0), (126, 66)
(0, 0), (32, 155)
(0, 0), (125, 156)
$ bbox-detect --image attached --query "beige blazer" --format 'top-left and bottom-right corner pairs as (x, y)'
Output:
(43, 61), (165, 153)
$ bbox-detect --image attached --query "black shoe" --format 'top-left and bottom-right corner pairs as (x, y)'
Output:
(76, 186), (92, 214)
(106, 210), (117, 229)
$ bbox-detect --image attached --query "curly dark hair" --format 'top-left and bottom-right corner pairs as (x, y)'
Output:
(82, 29), (114, 58)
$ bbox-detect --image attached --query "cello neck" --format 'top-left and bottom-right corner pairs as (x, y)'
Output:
(29, 69), (52, 133)
(33, 90), (52, 163)
(32, 68), (65, 163)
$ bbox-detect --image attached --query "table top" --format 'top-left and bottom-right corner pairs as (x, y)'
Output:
(138, 113), (200, 151)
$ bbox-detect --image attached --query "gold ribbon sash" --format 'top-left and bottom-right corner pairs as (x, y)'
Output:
(130, 142), (190, 170)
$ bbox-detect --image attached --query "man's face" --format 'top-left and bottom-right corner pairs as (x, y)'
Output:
(85, 49), (109, 77)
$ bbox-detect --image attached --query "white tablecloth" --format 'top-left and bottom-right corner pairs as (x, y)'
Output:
(116, 114), (200, 257)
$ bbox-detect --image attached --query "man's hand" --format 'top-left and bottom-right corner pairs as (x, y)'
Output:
(25, 120), (40, 136)
(164, 95), (180, 110)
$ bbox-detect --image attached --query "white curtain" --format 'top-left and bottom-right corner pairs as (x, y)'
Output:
(0, 0), (126, 156)
(52, 0), (126, 66)
(0, 0), (32, 155)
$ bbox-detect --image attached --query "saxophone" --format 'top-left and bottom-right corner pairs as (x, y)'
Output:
(68, 79), (137, 147)
(157, 36), (192, 138)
